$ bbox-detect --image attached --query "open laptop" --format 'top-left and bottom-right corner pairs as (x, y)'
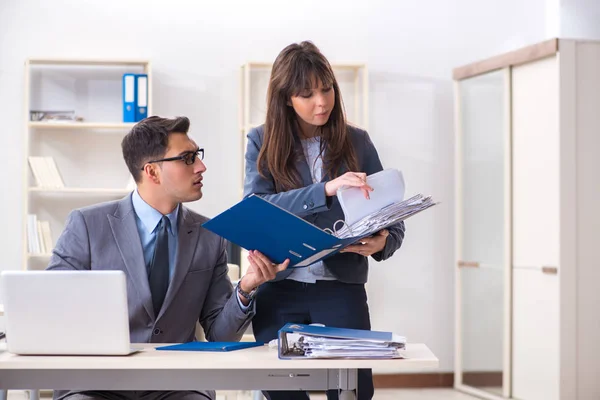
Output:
(0, 270), (137, 355)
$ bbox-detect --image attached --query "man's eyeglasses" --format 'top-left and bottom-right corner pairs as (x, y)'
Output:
(141, 148), (204, 170)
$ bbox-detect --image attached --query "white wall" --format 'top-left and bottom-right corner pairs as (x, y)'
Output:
(0, 0), (552, 371)
(559, 0), (600, 39)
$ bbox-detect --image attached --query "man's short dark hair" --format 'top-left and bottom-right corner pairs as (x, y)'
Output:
(122, 116), (190, 182)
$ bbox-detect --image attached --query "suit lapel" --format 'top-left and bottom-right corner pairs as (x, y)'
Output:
(157, 206), (201, 320)
(107, 196), (154, 320)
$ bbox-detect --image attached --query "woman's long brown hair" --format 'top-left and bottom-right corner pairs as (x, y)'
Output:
(257, 41), (359, 192)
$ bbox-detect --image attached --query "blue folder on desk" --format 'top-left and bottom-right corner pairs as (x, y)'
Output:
(202, 194), (358, 268)
(156, 342), (264, 352)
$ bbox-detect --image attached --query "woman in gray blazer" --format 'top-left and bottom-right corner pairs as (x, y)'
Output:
(243, 41), (405, 400)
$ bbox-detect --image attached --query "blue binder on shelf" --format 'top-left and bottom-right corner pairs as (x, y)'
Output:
(156, 341), (264, 352)
(122, 73), (136, 123)
(201, 194), (358, 269)
(134, 74), (148, 122)
(277, 323), (406, 359)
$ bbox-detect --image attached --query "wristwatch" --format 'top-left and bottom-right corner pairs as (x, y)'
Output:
(236, 283), (257, 301)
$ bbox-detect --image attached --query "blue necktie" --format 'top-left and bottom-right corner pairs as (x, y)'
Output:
(149, 216), (169, 316)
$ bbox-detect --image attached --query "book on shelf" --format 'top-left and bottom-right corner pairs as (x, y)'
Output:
(36, 220), (46, 254)
(26, 214), (39, 254)
(122, 73), (148, 123)
(28, 157), (65, 189)
(27, 214), (53, 255)
(39, 221), (53, 255)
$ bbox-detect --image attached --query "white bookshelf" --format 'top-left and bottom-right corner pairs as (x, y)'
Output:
(237, 61), (368, 277)
(29, 122), (136, 130)
(23, 58), (152, 270)
(28, 187), (132, 195)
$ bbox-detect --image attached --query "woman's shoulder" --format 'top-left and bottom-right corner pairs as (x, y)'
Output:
(247, 124), (265, 142)
(346, 124), (370, 143)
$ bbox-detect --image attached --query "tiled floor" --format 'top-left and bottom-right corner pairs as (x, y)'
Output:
(7, 389), (478, 400)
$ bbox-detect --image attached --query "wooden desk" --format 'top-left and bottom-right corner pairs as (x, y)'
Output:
(0, 343), (438, 399)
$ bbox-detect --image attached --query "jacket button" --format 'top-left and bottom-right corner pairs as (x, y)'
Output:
(153, 328), (161, 335)
(309, 201), (314, 207)
(303, 204), (308, 210)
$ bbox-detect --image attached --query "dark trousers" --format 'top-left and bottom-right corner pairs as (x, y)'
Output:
(252, 279), (374, 400)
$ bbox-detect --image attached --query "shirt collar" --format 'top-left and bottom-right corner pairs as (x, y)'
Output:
(132, 190), (179, 236)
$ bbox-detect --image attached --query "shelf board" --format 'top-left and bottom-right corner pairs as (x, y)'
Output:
(29, 122), (136, 130)
(28, 58), (149, 67)
(243, 61), (365, 70)
(29, 187), (131, 195)
(27, 253), (52, 259)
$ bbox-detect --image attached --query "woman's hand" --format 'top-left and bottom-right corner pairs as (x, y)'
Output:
(340, 229), (389, 257)
(325, 172), (373, 199)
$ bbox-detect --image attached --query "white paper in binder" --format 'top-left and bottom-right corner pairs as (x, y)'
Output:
(334, 169), (436, 239)
(336, 169), (406, 226)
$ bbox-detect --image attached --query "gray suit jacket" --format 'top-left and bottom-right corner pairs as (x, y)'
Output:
(47, 194), (253, 399)
(243, 125), (405, 284)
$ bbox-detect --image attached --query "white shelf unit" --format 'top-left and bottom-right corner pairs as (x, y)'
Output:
(237, 61), (368, 278)
(454, 39), (600, 400)
(23, 58), (152, 270)
(28, 122), (137, 130)
(28, 188), (132, 195)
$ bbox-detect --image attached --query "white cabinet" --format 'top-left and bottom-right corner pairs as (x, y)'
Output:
(511, 56), (560, 270)
(454, 39), (600, 400)
(512, 268), (559, 400)
(511, 55), (560, 400)
(454, 68), (510, 399)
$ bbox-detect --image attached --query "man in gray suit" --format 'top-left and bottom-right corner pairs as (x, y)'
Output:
(47, 116), (288, 400)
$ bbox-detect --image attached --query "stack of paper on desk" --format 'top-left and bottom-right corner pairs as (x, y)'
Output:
(278, 323), (406, 359)
(202, 169), (437, 268)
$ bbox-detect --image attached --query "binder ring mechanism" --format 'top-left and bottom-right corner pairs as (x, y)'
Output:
(323, 219), (348, 236)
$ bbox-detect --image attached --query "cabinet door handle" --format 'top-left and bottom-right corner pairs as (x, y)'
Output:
(541, 266), (558, 275)
(457, 260), (480, 268)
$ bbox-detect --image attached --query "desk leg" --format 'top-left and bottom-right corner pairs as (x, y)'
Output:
(337, 369), (358, 400)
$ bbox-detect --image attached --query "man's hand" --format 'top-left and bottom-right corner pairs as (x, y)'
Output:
(340, 229), (389, 257)
(238, 251), (289, 305)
